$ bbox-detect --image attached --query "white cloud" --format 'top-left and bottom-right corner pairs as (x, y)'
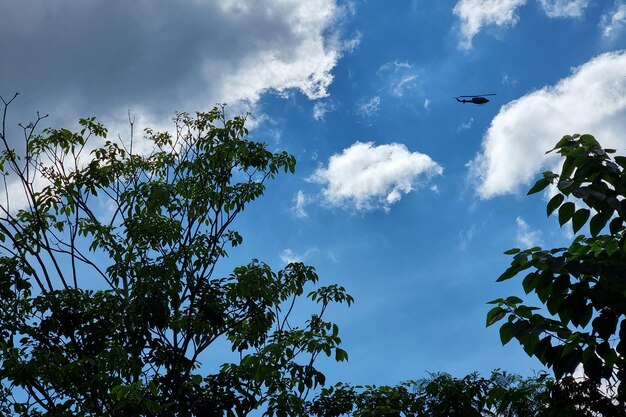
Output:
(601, 3), (626, 39)
(453, 0), (588, 49)
(0, 0), (354, 212)
(453, 0), (528, 49)
(206, 1), (347, 104)
(292, 190), (310, 218)
(515, 217), (543, 247)
(0, 0), (351, 129)
(310, 141), (443, 211)
(537, 0), (589, 18)
(280, 248), (318, 265)
(280, 249), (302, 264)
(357, 96), (382, 118)
(424, 98), (431, 110)
(468, 50), (626, 199)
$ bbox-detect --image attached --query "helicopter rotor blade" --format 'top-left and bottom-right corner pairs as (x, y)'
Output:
(458, 94), (496, 97)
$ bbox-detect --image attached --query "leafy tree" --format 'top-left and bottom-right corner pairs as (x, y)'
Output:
(488, 134), (626, 414)
(0, 93), (353, 417)
(306, 370), (552, 417)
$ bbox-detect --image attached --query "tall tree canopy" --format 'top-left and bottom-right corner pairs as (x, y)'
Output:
(488, 134), (626, 415)
(0, 94), (352, 417)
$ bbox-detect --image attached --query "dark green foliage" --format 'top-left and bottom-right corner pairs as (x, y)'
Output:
(307, 370), (552, 417)
(488, 134), (626, 414)
(0, 96), (352, 416)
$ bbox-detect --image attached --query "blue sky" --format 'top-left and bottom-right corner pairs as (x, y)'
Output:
(2, 0), (626, 387)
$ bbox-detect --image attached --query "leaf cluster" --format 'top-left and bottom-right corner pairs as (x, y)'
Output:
(489, 134), (626, 413)
(307, 370), (552, 417)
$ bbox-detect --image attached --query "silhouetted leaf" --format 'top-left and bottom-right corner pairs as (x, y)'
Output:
(558, 202), (576, 226)
(547, 194), (564, 217)
(528, 178), (551, 195)
(571, 209), (590, 234)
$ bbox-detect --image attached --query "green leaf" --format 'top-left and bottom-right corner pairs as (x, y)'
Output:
(571, 209), (590, 234)
(560, 157), (576, 180)
(547, 194), (564, 217)
(499, 322), (514, 345)
(521, 334), (539, 357)
(522, 273), (539, 294)
(503, 248), (521, 255)
(547, 135), (572, 153)
(580, 134), (600, 149)
(505, 296), (524, 305)
(527, 178), (551, 195)
(486, 306), (507, 327)
(607, 239), (619, 256)
(335, 348), (348, 362)
(614, 156), (626, 169)
(558, 202), (576, 226)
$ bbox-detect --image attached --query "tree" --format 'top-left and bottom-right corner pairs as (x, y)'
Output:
(0, 93), (353, 417)
(487, 134), (626, 415)
(306, 370), (552, 417)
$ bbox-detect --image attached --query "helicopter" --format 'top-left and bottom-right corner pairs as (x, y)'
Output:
(455, 94), (496, 105)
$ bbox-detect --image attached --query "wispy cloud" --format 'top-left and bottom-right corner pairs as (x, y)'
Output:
(313, 100), (337, 121)
(600, 2), (626, 39)
(456, 117), (474, 133)
(279, 248), (319, 265)
(515, 217), (543, 247)
(292, 190), (310, 218)
(501, 73), (518, 86)
(537, 0), (589, 18)
(357, 96), (382, 118)
(377, 60), (422, 98)
(458, 225), (478, 250)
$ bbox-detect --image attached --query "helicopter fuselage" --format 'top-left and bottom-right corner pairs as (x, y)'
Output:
(456, 97), (489, 104)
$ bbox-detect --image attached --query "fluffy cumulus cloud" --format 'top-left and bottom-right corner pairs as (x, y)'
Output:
(0, 0), (349, 129)
(601, 2), (626, 39)
(453, 0), (528, 49)
(468, 51), (626, 199)
(310, 142), (443, 211)
(537, 0), (589, 18)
